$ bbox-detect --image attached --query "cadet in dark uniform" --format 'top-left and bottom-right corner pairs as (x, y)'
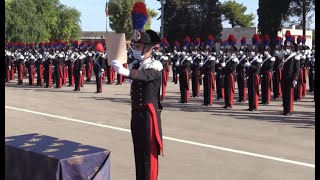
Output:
(259, 35), (275, 105)
(223, 35), (239, 109)
(190, 38), (202, 97)
(5, 50), (13, 83)
(27, 54), (36, 85)
(245, 34), (262, 111)
(171, 41), (180, 84)
(281, 31), (301, 115)
(35, 51), (44, 86)
(112, 4), (164, 179)
(216, 40), (228, 100)
(179, 37), (192, 103)
(94, 43), (106, 93)
(236, 37), (248, 102)
(272, 36), (284, 99)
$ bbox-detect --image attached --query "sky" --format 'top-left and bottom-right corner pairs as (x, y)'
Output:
(59, 0), (313, 32)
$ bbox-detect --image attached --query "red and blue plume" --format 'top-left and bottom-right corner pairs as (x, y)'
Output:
(131, 2), (148, 30)
(297, 35), (302, 45)
(195, 37), (201, 46)
(222, 39), (228, 47)
(264, 35), (270, 45)
(241, 36), (246, 45)
(252, 34), (259, 46)
(302, 36), (306, 45)
(174, 41), (180, 48)
(183, 36), (190, 46)
(228, 34), (235, 46)
(161, 38), (168, 48)
(285, 30), (292, 42)
(206, 35), (214, 46)
(275, 36), (282, 45)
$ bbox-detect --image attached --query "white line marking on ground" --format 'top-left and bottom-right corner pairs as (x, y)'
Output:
(5, 105), (315, 168)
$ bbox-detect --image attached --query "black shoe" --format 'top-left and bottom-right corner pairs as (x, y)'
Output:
(223, 106), (231, 109)
(217, 98), (222, 101)
(281, 112), (292, 116)
(248, 108), (257, 111)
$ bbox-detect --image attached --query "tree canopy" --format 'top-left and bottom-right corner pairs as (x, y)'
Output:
(220, 0), (255, 28)
(163, 0), (223, 43)
(5, 0), (81, 43)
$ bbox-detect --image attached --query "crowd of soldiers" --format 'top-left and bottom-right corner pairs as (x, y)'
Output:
(148, 30), (315, 115)
(4, 40), (125, 93)
(5, 30), (315, 115)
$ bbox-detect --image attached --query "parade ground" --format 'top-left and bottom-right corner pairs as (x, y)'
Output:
(5, 75), (315, 180)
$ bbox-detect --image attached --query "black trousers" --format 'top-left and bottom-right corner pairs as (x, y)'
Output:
(96, 73), (102, 92)
(237, 73), (246, 101)
(216, 73), (224, 99)
(224, 72), (235, 107)
(131, 105), (162, 180)
(203, 72), (214, 105)
(74, 71), (80, 91)
(179, 70), (189, 103)
(273, 69), (282, 98)
(281, 78), (294, 114)
(248, 75), (259, 110)
(191, 68), (200, 97)
(172, 65), (178, 84)
(308, 70), (314, 92)
(261, 72), (272, 103)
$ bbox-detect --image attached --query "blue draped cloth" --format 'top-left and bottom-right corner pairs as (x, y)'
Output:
(5, 133), (111, 180)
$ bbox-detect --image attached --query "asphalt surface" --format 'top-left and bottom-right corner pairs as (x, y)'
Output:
(5, 73), (315, 180)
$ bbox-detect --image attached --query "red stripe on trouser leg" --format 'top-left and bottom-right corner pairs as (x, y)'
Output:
(19, 64), (23, 82)
(221, 88), (225, 98)
(39, 65), (43, 86)
(99, 76), (102, 92)
(243, 86), (247, 101)
(59, 66), (63, 88)
(267, 72), (272, 103)
(279, 69), (282, 96)
(161, 70), (167, 100)
(112, 68), (115, 83)
(48, 65), (52, 87)
(210, 72), (215, 104)
(147, 104), (163, 154)
(149, 112), (158, 180)
(185, 71), (190, 102)
(30, 65), (35, 85)
(254, 75), (260, 109)
(230, 73), (235, 107)
(63, 66), (67, 85)
(290, 86), (294, 112)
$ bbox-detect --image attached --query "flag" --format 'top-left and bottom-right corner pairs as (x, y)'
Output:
(105, 1), (109, 17)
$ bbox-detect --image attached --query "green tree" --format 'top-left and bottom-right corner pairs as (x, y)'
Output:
(258, 0), (291, 45)
(5, 0), (81, 43)
(163, 0), (222, 43)
(145, 9), (158, 31)
(220, 0), (255, 28)
(283, 0), (315, 30)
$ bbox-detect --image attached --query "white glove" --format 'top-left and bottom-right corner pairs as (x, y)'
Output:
(199, 62), (203, 67)
(111, 60), (123, 72)
(175, 61), (179, 66)
(293, 80), (297, 87)
(101, 68), (104, 72)
(295, 55), (301, 60)
(301, 55), (306, 59)
(80, 71), (82, 75)
(112, 60), (130, 77)
(118, 67), (130, 77)
(270, 57), (276, 61)
(221, 62), (226, 67)
(244, 62), (251, 67)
